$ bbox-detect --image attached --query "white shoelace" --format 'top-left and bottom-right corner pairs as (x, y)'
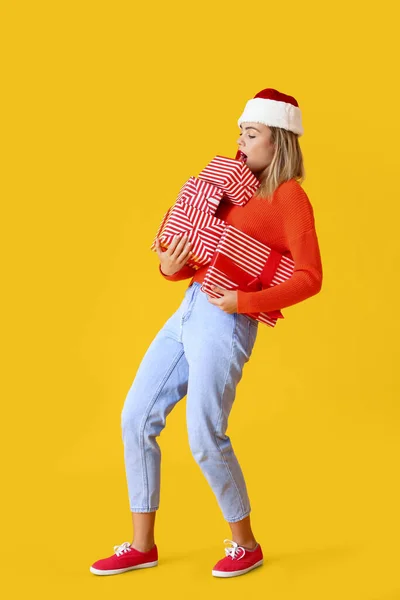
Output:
(224, 539), (246, 560)
(114, 541), (132, 556)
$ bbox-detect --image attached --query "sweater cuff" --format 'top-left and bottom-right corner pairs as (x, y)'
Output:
(237, 288), (274, 314)
(237, 289), (251, 314)
(159, 263), (196, 282)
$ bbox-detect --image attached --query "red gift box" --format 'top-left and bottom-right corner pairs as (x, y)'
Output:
(151, 154), (259, 268)
(151, 201), (227, 269)
(175, 176), (224, 214)
(201, 225), (295, 328)
(197, 155), (260, 205)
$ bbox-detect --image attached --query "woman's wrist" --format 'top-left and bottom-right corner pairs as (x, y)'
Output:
(160, 264), (178, 277)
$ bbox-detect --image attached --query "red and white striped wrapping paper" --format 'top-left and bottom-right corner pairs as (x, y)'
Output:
(150, 200), (227, 269)
(151, 154), (258, 268)
(175, 176), (224, 214)
(201, 225), (295, 328)
(197, 155), (260, 205)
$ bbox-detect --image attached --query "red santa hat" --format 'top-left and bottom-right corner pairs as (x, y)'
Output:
(237, 88), (303, 136)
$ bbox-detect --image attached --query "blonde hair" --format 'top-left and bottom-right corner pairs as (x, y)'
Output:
(254, 126), (305, 202)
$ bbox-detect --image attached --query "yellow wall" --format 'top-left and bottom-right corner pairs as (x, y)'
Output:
(2, 0), (400, 598)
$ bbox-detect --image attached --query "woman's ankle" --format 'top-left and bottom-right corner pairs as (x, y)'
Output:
(232, 538), (258, 550)
(130, 540), (155, 553)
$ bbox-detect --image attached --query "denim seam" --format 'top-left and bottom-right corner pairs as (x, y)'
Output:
(138, 347), (185, 510)
(213, 313), (247, 518)
(249, 321), (258, 356)
(182, 282), (200, 323)
(246, 319), (253, 356)
(225, 510), (251, 523)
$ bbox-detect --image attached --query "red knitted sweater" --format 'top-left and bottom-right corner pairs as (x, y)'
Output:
(158, 178), (323, 314)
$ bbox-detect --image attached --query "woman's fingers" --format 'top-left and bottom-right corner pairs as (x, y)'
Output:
(177, 237), (192, 261)
(181, 239), (192, 255)
(170, 233), (190, 258)
(166, 233), (185, 255)
(155, 237), (164, 257)
(165, 234), (180, 255)
(157, 233), (192, 265)
(178, 242), (193, 263)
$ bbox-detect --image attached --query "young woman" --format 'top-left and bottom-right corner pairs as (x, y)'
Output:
(90, 88), (323, 578)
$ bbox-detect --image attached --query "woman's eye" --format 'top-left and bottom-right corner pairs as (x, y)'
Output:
(248, 135), (255, 139)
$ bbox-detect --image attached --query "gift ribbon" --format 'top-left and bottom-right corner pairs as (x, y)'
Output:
(212, 250), (284, 320)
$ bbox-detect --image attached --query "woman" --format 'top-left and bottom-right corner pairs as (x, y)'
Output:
(90, 88), (323, 578)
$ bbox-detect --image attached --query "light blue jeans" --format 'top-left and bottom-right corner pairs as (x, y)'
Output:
(121, 281), (259, 522)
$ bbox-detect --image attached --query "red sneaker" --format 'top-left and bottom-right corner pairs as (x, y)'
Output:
(212, 539), (263, 578)
(90, 541), (158, 576)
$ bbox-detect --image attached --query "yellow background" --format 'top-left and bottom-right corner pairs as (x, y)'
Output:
(2, 0), (400, 598)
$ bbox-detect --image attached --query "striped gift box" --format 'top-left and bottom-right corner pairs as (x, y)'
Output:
(150, 200), (227, 269)
(201, 225), (295, 328)
(175, 176), (224, 214)
(197, 155), (260, 205)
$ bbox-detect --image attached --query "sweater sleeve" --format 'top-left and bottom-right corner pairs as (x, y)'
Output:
(236, 189), (323, 314)
(159, 263), (197, 282)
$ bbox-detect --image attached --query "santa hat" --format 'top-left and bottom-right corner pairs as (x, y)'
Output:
(237, 88), (303, 136)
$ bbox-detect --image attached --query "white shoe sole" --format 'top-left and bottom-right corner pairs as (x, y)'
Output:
(212, 559), (263, 578)
(90, 560), (158, 575)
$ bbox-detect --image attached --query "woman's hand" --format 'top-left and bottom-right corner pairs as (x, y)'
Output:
(155, 233), (192, 276)
(207, 284), (238, 314)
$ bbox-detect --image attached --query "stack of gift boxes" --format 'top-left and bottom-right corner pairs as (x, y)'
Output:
(150, 155), (295, 328)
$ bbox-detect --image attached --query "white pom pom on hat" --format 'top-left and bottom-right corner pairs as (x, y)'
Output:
(238, 88), (303, 136)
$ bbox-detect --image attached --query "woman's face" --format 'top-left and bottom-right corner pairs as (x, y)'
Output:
(236, 122), (275, 177)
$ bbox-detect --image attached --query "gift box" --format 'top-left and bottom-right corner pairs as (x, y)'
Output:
(175, 176), (224, 214)
(150, 176), (224, 257)
(151, 200), (227, 269)
(197, 155), (260, 205)
(201, 225), (295, 328)
(151, 154), (259, 269)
